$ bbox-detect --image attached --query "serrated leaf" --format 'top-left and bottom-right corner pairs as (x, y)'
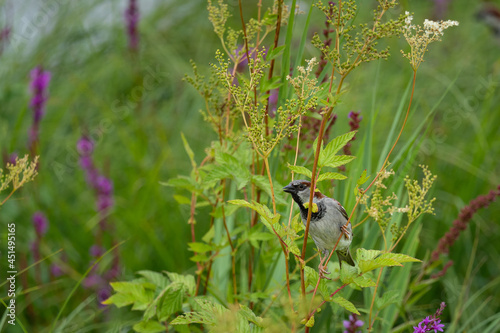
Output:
(137, 270), (170, 289)
(157, 288), (184, 321)
(332, 295), (360, 315)
(353, 274), (376, 288)
(322, 155), (356, 169)
(228, 200), (280, 232)
(319, 131), (356, 167)
(188, 242), (213, 253)
(357, 169), (370, 185)
(165, 272), (196, 296)
(317, 172), (347, 182)
(356, 249), (420, 273)
(359, 258), (402, 273)
(201, 164), (231, 185)
(238, 304), (264, 326)
(143, 299), (157, 321)
(110, 282), (153, 299)
(380, 253), (420, 264)
(133, 320), (165, 333)
(101, 292), (135, 307)
(304, 266), (330, 300)
(287, 164), (312, 178)
(339, 263), (358, 285)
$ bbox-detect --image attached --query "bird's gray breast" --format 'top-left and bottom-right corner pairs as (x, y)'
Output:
(303, 198), (352, 252)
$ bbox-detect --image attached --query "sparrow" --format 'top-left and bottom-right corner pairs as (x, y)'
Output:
(283, 180), (355, 278)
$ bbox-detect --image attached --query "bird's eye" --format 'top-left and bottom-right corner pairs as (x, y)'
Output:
(298, 184), (305, 190)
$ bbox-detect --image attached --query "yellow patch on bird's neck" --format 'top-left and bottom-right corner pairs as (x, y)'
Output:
(302, 202), (319, 213)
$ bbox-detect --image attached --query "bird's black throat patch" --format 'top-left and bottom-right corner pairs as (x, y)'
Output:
(297, 200), (326, 222)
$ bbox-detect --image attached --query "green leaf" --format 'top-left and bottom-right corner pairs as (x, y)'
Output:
(181, 133), (196, 170)
(357, 169), (370, 185)
(202, 225), (215, 243)
(160, 176), (198, 191)
(188, 242), (213, 253)
(261, 76), (282, 92)
(190, 254), (210, 262)
(165, 272), (196, 296)
(339, 263), (359, 285)
(353, 274), (376, 288)
(317, 172), (347, 182)
(319, 131), (356, 167)
(267, 45), (286, 60)
(303, 315), (315, 328)
(322, 155), (356, 169)
(287, 164), (312, 178)
(238, 304), (264, 326)
(304, 266), (330, 300)
(171, 298), (226, 326)
(200, 164), (231, 185)
(228, 200), (280, 232)
(356, 249), (420, 273)
(173, 195), (191, 205)
(381, 253), (421, 264)
(137, 271), (170, 289)
(101, 292), (135, 308)
(157, 288), (184, 321)
(133, 320), (165, 333)
(332, 295), (360, 315)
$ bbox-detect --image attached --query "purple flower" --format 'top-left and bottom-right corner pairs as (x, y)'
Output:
(77, 137), (94, 156)
(97, 287), (112, 307)
(413, 302), (447, 333)
(50, 264), (64, 277)
(343, 314), (364, 333)
(83, 274), (105, 288)
(90, 244), (105, 258)
(33, 211), (49, 236)
(431, 319), (445, 332)
(28, 66), (51, 154)
(431, 186), (499, 264)
(29, 67), (51, 121)
(96, 176), (113, 195)
(97, 195), (114, 212)
(124, 0), (139, 51)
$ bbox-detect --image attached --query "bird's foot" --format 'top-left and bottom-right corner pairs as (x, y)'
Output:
(318, 264), (332, 280)
(341, 224), (351, 239)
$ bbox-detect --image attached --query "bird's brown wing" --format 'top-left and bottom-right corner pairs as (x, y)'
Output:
(337, 202), (349, 221)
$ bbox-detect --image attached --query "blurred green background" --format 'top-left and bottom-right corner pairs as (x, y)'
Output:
(0, 0), (499, 331)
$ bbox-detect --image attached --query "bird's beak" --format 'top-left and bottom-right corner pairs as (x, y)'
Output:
(283, 184), (295, 194)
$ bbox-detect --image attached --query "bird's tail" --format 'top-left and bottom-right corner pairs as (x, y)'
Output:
(337, 248), (355, 267)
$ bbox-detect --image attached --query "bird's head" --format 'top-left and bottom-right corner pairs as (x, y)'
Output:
(283, 180), (324, 206)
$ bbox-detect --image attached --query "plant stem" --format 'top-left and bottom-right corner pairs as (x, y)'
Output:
(265, 0), (283, 135)
(263, 156), (277, 214)
(368, 267), (384, 330)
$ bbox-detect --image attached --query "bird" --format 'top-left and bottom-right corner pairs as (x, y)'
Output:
(283, 179), (355, 278)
